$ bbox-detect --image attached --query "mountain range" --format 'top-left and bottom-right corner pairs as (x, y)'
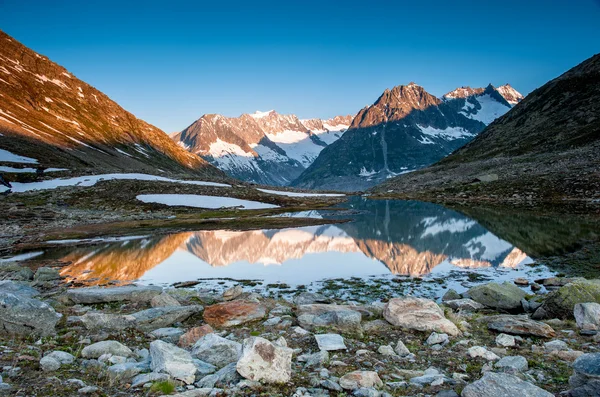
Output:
(291, 82), (522, 191)
(171, 111), (352, 185)
(0, 30), (224, 180)
(376, 53), (600, 203)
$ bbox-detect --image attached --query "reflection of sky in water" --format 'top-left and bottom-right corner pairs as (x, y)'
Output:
(7, 198), (562, 286)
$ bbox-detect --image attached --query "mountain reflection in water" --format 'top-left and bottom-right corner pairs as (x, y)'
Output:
(48, 199), (546, 286)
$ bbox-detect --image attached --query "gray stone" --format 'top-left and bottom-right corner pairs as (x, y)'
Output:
(78, 386), (99, 394)
(150, 327), (185, 343)
(315, 334), (346, 351)
(468, 282), (527, 310)
(294, 292), (331, 305)
(544, 339), (568, 353)
(377, 345), (396, 356)
(298, 350), (329, 367)
(131, 372), (170, 387)
(481, 315), (556, 338)
(81, 341), (133, 359)
(321, 379), (343, 391)
(533, 279), (600, 320)
(0, 292), (61, 336)
(150, 340), (196, 384)
(362, 319), (392, 333)
(107, 362), (147, 382)
(394, 340), (411, 356)
(0, 280), (39, 297)
(66, 285), (162, 304)
(236, 336), (293, 383)
(78, 312), (136, 331)
(495, 356), (529, 372)
(495, 333), (516, 347)
(467, 346), (500, 361)
(39, 356), (61, 372)
(353, 387), (381, 397)
(426, 332), (449, 346)
(191, 333), (242, 368)
(442, 289), (462, 302)
(45, 350), (75, 365)
(462, 372), (553, 396)
(132, 305), (203, 332)
(0, 263), (33, 281)
(574, 302), (600, 331)
(193, 359), (217, 375)
(33, 267), (61, 282)
(383, 297), (459, 336)
(150, 293), (181, 308)
(297, 304), (362, 333)
(444, 299), (484, 311)
(222, 285), (243, 301)
(573, 353), (600, 378)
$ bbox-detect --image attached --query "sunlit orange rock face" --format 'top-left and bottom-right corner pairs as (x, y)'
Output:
(203, 300), (267, 328)
(500, 248), (528, 268)
(450, 258), (492, 269)
(59, 233), (192, 284)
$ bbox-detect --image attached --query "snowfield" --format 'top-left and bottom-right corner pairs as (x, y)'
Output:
(0, 148), (38, 163)
(0, 173), (231, 193)
(256, 188), (345, 197)
(136, 194), (278, 209)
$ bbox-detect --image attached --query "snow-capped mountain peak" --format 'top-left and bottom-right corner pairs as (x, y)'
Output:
(250, 110), (275, 119)
(496, 84), (524, 105)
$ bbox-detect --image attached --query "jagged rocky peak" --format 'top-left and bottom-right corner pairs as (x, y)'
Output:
(351, 82), (441, 129)
(495, 83), (524, 105)
(443, 86), (485, 100)
(300, 115), (353, 132)
(249, 109), (308, 135)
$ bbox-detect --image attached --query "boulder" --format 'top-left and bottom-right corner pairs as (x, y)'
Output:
(426, 332), (449, 346)
(0, 280), (39, 298)
(315, 334), (346, 351)
(179, 324), (214, 348)
(543, 339), (568, 353)
(107, 362), (147, 383)
(65, 285), (162, 304)
(495, 356), (528, 372)
(77, 312), (136, 331)
(467, 346), (499, 361)
(442, 289), (462, 302)
(0, 292), (61, 336)
(495, 334), (516, 347)
(339, 371), (383, 390)
(444, 299), (484, 311)
(297, 304), (362, 333)
(150, 327), (184, 343)
(33, 267), (61, 282)
(150, 340), (196, 384)
(191, 333), (242, 368)
(150, 293), (181, 308)
(236, 336), (293, 383)
(0, 263), (33, 281)
(131, 305), (203, 332)
(131, 372), (170, 388)
(480, 315), (555, 338)
(468, 282), (527, 310)
(574, 302), (600, 331)
(39, 356), (61, 372)
(383, 297), (459, 336)
(222, 285), (243, 301)
(462, 372), (553, 396)
(572, 353), (600, 379)
(293, 292), (331, 305)
(81, 341), (133, 359)
(533, 279), (600, 319)
(297, 350), (329, 367)
(203, 300), (266, 328)
(394, 340), (411, 356)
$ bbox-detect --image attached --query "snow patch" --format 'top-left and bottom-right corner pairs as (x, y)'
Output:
(256, 188), (344, 197)
(136, 194), (278, 210)
(0, 148), (38, 164)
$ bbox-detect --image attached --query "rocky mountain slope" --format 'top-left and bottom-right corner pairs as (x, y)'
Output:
(172, 111), (352, 185)
(0, 30), (225, 180)
(375, 53), (600, 204)
(292, 82), (520, 191)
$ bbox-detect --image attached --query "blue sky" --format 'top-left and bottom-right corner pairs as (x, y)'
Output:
(1, 0), (599, 132)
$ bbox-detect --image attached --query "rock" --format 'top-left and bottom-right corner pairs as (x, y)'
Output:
(574, 302), (600, 331)
(150, 340), (196, 384)
(236, 336), (292, 383)
(263, 316), (281, 326)
(150, 293), (181, 308)
(495, 356), (528, 372)
(222, 285), (243, 301)
(0, 292), (61, 336)
(65, 285), (162, 304)
(568, 380), (600, 397)
(514, 278), (530, 286)
(533, 279), (600, 319)
(481, 315), (556, 338)
(150, 327), (184, 343)
(531, 283), (542, 292)
(203, 300), (266, 328)
(462, 372), (552, 396)
(107, 362), (146, 382)
(377, 345), (396, 356)
(535, 277), (579, 287)
(409, 368), (446, 386)
(33, 267), (61, 282)
(131, 372), (170, 388)
(77, 312), (136, 331)
(468, 346), (500, 361)
(78, 386), (99, 394)
(297, 304), (362, 333)
(339, 371), (383, 390)
(543, 339), (568, 352)
(298, 350), (329, 367)
(0, 280), (39, 297)
(552, 350), (584, 362)
(572, 353), (600, 379)
(191, 333), (242, 368)
(321, 379), (343, 391)
(394, 340), (411, 356)
(39, 356), (61, 372)
(442, 289), (462, 302)
(315, 334), (346, 351)
(362, 319), (392, 333)
(132, 305), (203, 332)
(468, 282), (527, 310)
(179, 325), (214, 348)
(383, 297), (459, 336)
(45, 350), (75, 365)
(444, 299), (484, 311)
(294, 292), (331, 305)
(426, 332), (449, 346)
(495, 334), (516, 347)
(0, 263), (33, 281)
(437, 391), (459, 397)
(353, 387), (381, 397)
(81, 340), (133, 359)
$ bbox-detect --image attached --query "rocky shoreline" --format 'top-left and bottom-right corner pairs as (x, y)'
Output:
(0, 263), (599, 396)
